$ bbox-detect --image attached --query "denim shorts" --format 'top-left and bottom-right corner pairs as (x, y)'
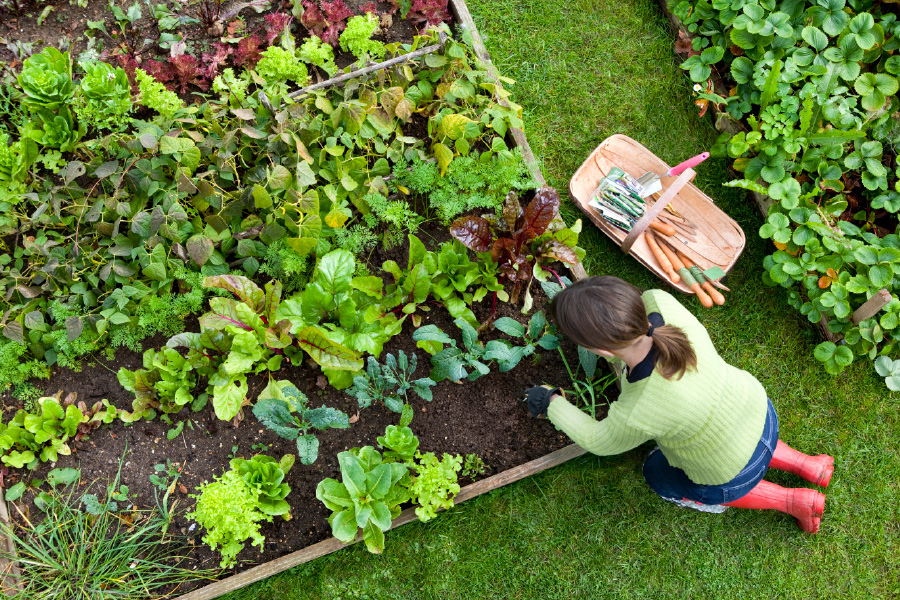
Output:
(642, 398), (778, 505)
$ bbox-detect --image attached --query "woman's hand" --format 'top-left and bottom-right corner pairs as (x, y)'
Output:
(524, 385), (564, 417)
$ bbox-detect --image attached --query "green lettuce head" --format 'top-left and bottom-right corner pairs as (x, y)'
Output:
(18, 47), (75, 110)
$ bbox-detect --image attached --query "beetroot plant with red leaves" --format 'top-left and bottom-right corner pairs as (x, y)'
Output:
(450, 186), (582, 306)
(404, 0), (451, 28)
(300, 0), (354, 47)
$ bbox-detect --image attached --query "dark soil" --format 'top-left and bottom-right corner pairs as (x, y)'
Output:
(1, 221), (617, 588)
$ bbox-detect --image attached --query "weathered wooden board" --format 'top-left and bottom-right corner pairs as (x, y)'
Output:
(0, 496), (21, 597)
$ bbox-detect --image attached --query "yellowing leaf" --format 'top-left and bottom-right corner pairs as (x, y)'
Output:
(395, 98), (413, 122)
(324, 207), (350, 228)
(437, 114), (472, 140)
(432, 142), (453, 176)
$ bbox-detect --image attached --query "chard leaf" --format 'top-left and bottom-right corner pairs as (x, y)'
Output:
(297, 326), (363, 371)
(263, 281), (283, 323)
(522, 186), (559, 236)
(351, 275), (384, 297)
(450, 216), (493, 252)
(316, 249), (355, 296)
(211, 377), (247, 421)
(203, 275), (265, 314)
(199, 297), (250, 331)
(403, 263), (432, 304)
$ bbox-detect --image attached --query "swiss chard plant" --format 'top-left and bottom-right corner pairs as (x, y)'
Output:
(430, 240), (504, 326)
(165, 275), (290, 422)
(451, 186), (583, 311)
(347, 350), (436, 413)
(276, 249), (398, 389)
(378, 234), (441, 328)
(251, 379), (350, 464)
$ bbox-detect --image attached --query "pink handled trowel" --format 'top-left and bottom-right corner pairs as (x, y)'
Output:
(635, 152), (709, 197)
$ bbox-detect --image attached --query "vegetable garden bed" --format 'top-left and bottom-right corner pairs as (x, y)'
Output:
(0, 0), (602, 596)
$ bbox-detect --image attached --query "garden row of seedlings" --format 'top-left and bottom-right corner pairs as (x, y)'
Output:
(0, 3), (589, 596)
(664, 0), (900, 386)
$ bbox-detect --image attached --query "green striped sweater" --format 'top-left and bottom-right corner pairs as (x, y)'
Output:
(547, 289), (768, 485)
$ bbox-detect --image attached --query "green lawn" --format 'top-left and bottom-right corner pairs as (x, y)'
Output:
(222, 0), (900, 597)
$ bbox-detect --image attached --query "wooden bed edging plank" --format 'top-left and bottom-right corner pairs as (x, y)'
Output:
(173, 444), (588, 600)
(0, 495), (22, 597)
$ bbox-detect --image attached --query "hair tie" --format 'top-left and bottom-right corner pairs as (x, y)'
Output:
(647, 324), (655, 337)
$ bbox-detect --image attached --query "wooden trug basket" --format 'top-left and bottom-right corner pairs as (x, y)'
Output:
(569, 134), (745, 293)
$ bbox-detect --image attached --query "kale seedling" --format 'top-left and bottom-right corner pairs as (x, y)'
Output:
(348, 350), (436, 413)
(252, 380), (349, 465)
(413, 319), (490, 382)
(483, 312), (559, 372)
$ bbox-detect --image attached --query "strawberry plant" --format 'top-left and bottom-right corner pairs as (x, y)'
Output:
(673, 0), (900, 380)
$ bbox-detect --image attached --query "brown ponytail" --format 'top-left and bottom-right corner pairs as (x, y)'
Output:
(549, 276), (697, 380)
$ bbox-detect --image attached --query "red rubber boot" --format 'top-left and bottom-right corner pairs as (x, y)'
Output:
(722, 480), (825, 533)
(769, 440), (834, 487)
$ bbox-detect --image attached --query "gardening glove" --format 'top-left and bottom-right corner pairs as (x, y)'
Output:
(524, 385), (563, 418)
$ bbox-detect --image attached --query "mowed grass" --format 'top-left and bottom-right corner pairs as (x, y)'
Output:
(222, 0), (900, 597)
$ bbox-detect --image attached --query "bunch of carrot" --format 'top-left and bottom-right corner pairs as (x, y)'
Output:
(644, 230), (727, 308)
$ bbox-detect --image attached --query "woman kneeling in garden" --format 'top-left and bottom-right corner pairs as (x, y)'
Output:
(527, 276), (834, 532)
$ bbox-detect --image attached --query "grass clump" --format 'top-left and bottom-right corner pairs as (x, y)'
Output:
(1, 463), (217, 599)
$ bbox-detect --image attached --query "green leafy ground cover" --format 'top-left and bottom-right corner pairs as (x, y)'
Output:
(223, 0), (900, 597)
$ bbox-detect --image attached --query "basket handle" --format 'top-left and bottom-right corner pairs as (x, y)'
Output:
(621, 168), (695, 254)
